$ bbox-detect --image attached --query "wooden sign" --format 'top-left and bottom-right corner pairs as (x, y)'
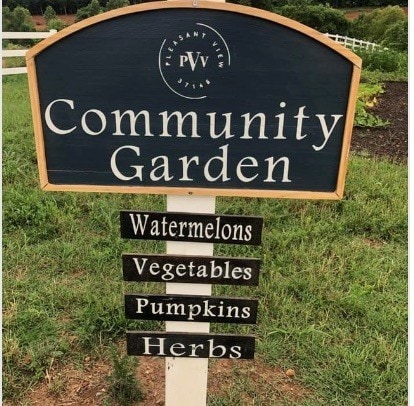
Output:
(120, 211), (263, 245)
(27, 1), (361, 200)
(125, 294), (258, 323)
(126, 331), (255, 359)
(122, 253), (261, 285)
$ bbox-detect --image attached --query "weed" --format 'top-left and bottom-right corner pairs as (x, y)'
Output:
(106, 345), (144, 405)
(354, 82), (389, 128)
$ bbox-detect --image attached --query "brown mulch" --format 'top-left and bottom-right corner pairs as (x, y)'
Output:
(351, 81), (408, 164)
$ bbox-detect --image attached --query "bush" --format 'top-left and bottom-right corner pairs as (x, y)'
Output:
(381, 20), (408, 52)
(75, 0), (102, 22)
(105, 0), (129, 11)
(350, 6), (407, 50)
(46, 18), (67, 31)
(276, 4), (350, 35)
(356, 49), (408, 73)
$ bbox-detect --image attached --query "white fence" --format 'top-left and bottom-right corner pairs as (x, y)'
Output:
(324, 33), (385, 52)
(3, 30), (384, 75)
(2, 30), (57, 75)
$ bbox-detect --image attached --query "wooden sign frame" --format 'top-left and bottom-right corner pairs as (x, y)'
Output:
(27, 1), (361, 200)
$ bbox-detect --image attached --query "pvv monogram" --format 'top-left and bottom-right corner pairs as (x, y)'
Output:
(159, 23), (231, 100)
(179, 51), (210, 71)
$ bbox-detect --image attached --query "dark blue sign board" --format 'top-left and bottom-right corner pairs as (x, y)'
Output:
(27, 1), (361, 199)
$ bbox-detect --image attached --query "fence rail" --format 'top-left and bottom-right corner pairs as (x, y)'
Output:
(324, 33), (385, 52)
(2, 30), (57, 75)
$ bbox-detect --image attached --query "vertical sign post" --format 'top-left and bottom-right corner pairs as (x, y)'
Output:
(161, 3), (221, 400)
(165, 195), (215, 405)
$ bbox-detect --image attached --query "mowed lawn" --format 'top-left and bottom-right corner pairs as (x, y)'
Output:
(2, 74), (408, 405)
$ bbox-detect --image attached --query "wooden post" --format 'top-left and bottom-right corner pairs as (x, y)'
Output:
(165, 195), (216, 405)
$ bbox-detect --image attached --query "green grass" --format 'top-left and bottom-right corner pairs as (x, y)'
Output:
(2, 75), (407, 404)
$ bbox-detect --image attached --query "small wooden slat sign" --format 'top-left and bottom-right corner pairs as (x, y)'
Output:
(126, 331), (255, 359)
(122, 254), (261, 285)
(125, 294), (258, 323)
(26, 1), (361, 200)
(120, 211), (263, 245)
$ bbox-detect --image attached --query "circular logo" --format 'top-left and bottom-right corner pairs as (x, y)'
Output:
(158, 23), (231, 100)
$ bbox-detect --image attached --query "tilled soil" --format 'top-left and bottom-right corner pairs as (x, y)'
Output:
(351, 81), (408, 164)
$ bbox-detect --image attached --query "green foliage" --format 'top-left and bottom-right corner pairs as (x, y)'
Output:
(230, 0), (275, 11)
(357, 48), (408, 73)
(2, 5), (35, 32)
(43, 5), (56, 23)
(46, 17), (67, 31)
(381, 20), (408, 51)
(43, 7), (67, 32)
(276, 3), (350, 35)
(105, 0), (129, 11)
(354, 83), (389, 128)
(75, 0), (102, 22)
(361, 69), (407, 83)
(106, 346), (144, 405)
(350, 6), (407, 50)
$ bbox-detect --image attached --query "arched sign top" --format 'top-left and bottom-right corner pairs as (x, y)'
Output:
(27, 1), (361, 67)
(27, 1), (361, 199)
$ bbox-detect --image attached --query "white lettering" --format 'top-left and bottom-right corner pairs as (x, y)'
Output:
(295, 106), (309, 140)
(110, 145), (143, 181)
(313, 114), (343, 151)
(45, 99), (76, 134)
(81, 109), (106, 136)
(111, 109), (153, 136)
(236, 156), (259, 183)
(264, 157), (292, 183)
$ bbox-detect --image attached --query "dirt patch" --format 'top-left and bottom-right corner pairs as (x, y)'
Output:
(351, 81), (408, 164)
(3, 355), (308, 405)
(32, 15), (76, 31)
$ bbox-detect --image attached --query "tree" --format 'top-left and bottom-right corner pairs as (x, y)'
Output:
(43, 5), (57, 22)
(2, 5), (35, 31)
(381, 20), (408, 51)
(349, 6), (407, 44)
